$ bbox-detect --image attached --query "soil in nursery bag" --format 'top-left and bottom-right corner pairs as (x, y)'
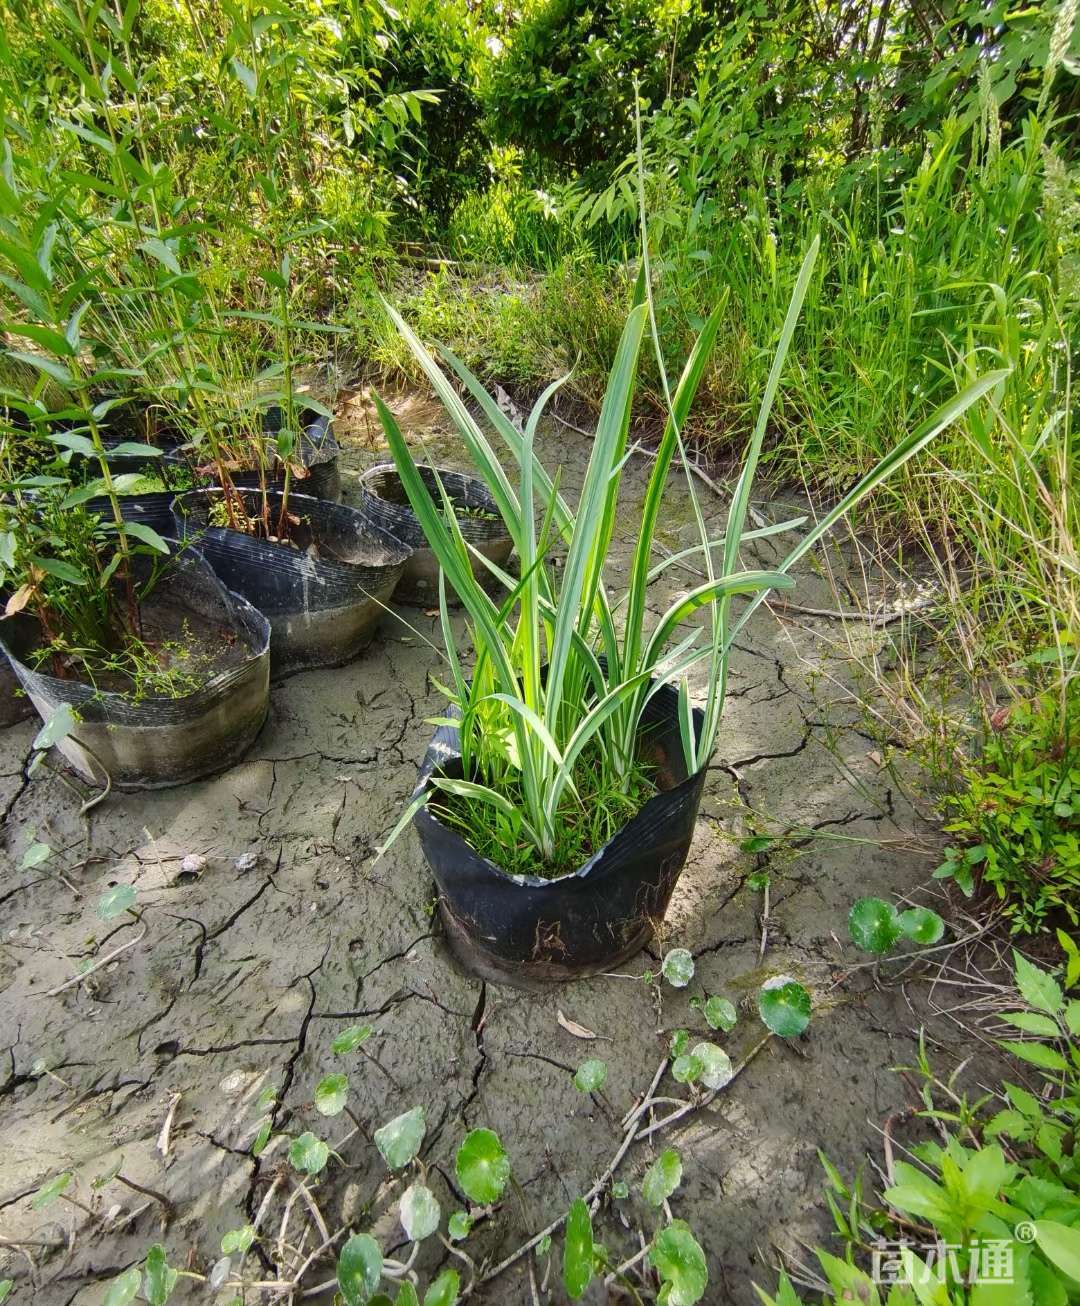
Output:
(0, 550), (270, 789)
(172, 488), (409, 676)
(354, 463), (512, 605)
(413, 681), (707, 988)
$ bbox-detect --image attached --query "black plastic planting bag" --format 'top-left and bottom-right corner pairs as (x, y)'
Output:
(86, 491), (178, 539)
(235, 408), (341, 503)
(0, 612), (36, 728)
(0, 550), (270, 789)
(172, 489), (410, 676)
(356, 464), (513, 605)
(413, 680), (707, 986)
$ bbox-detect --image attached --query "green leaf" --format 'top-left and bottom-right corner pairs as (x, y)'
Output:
(374, 1106), (425, 1170)
(220, 1225), (255, 1255)
(6, 350), (73, 387)
(30, 556), (86, 584)
(563, 1197), (594, 1299)
(897, 907), (944, 945)
(448, 1210), (473, 1240)
(1035, 1220), (1080, 1281)
(337, 1233), (382, 1306)
(0, 1281), (12, 1304)
(1014, 951), (1063, 1015)
(999, 1011), (1061, 1037)
(252, 1116), (272, 1156)
(120, 522), (170, 554)
(692, 1042), (733, 1090)
(662, 948), (695, 988)
(137, 238), (181, 275)
(33, 1172), (71, 1208)
(396, 1287), (420, 1306)
(643, 1149), (683, 1207)
(649, 1220), (708, 1305)
(456, 1128), (510, 1203)
(288, 1131), (329, 1175)
(758, 977), (811, 1038)
(848, 898), (901, 953)
(98, 884), (137, 920)
(103, 1267), (142, 1306)
(1, 322), (73, 356)
(703, 996), (737, 1032)
(314, 1073), (349, 1117)
(671, 1053), (704, 1084)
(573, 1059), (607, 1093)
(400, 1182), (440, 1241)
(999, 1040), (1069, 1072)
(143, 1244), (178, 1306)
(230, 56), (258, 97)
(332, 1024), (374, 1054)
(21, 841), (51, 870)
(33, 703), (76, 750)
(423, 1269), (460, 1306)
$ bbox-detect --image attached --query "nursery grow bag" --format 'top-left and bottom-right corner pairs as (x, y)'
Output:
(413, 680), (707, 987)
(0, 550), (270, 789)
(0, 613), (36, 728)
(231, 408), (342, 503)
(172, 488), (410, 676)
(85, 490), (178, 540)
(355, 464), (513, 605)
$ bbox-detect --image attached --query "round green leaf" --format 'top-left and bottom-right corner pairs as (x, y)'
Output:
(562, 1197), (594, 1300)
(649, 1220), (708, 1305)
(691, 1042), (733, 1091)
(423, 1268), (460, 1306)
(221, 1225), (255, 1255)
(642, 1149), (682, 1207)
(33, 1172), (71, 1209)
(337, 1232), (382, 1306)
(848, 897), (901, 954)
(612, 1181), (629, 1199)
(314, 1073), (349, 1117)
(374, 1106), (426, 1170)
(455, 1127), (510, 1204)
(447, 1210), (473, 1240)
(671, 1053), (704, 1084)
(103, 1267), (142, 1306)
(21, 841), (51, 870)
(333, 1024), (374, 1054)
(757, 976), (811, 1038)
(400, 1182), (440, 1242)
(143, 1243), (177, 1306)
(288, 1131), (329, 1176)
(395, 1287), (419, 1306)
(573, 1059), (607, 1093)
(98, 884), (137, 920)
(898, 906), (945, 945)
(669, 1028), (690, 1058)
(703, 996), (737, 1032)
(662, 948), (695, 988)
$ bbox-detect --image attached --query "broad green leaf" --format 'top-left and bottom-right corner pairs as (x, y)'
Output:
(423, 1269), (460, 1306)
(563, 1197), (594, 1299)
(98, 884), (137, 920)
(448, 1210), (473, 1240)
(396, 1287), (419, 1306)
(33, 704), (77, 750)
(21, 841), (51, 870)
(998, 1040), (1069, 1072)
(649, 1220), (708, 1305)
(288, 1131), (329, 1175)
(1036, 1221), (1080, 1282)
(703, 996), (737, 1032)
(897, 907), (945, 946)
(643, 1149), (682, 1207)
(143, 1244), (178, 1306)
(337, 1233), (382, 1306)
(230, 56), (258, 97)
(374, 1106), (425, 1170)
(121, 522), (170, 554)
(400, 1182), (440, 1241)
(848, 898), (901, 953)
(999, 1012), (1060, 1037)
(103, 1267), (141, 1306)
(221, 1225), (255, 1255)
(692, 1042), (733, 1090)
(671, 1053), (704, 1084)
(456, 1127), (510, 1203)
(758, 977), (811, 1038)
(0, 1281), (11, 1304)
(137, 238), (181, 275)
(662, 948), (695, 988)
(332, 1024), (373, 1054)
(30, 556), (86, 584)
(573, 1059), (607, 1093)
(1013, 951), (1063, 1016)
(314, 1073), (348, 1117)
(33, 1172), (71, 1208)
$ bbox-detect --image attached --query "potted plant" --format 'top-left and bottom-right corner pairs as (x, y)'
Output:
(356, 462), (513, 605)
(373, 244), (1005, 985)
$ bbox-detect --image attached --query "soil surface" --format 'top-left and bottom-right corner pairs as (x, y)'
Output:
(0, 392), (1000, 1304)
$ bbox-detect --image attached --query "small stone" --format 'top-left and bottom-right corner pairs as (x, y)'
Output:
(235, 851), (259, 873)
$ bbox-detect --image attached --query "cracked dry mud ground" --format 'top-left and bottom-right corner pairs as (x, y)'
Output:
(0, 409), (990, 1304)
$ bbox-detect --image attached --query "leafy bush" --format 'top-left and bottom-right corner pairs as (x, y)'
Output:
(935, 687), (1080, 935)
(757, 949), (1080, 1304)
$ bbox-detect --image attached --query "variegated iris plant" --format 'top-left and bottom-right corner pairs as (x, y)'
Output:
(375, 240), (1005, 873)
